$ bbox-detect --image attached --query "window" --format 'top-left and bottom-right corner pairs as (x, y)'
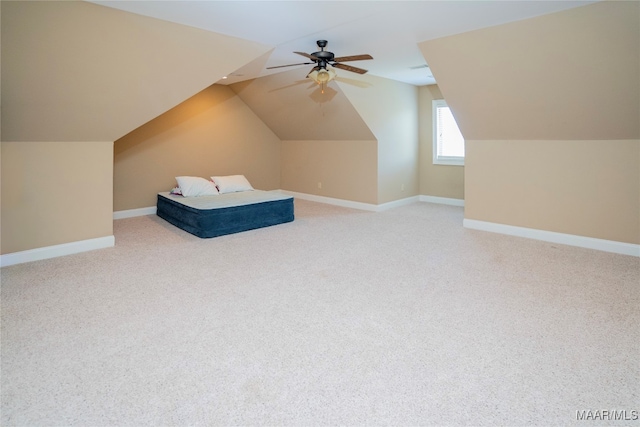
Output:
(433, 99), (464, 166)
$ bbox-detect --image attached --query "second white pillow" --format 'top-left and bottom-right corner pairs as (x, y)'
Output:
(211, 175), (254, 194)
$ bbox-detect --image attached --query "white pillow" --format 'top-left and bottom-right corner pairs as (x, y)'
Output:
(175, 176), (219, 197)
(211, 175), (254, 194)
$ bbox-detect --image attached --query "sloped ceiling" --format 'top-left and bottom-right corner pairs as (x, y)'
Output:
(230, 69), (375, 141)
(1, 1), (272, 142)
(89, 0), (598, 87)
(419, 1), (640, 141)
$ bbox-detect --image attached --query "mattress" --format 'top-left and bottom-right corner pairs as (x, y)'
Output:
(156, 190), (294, 238)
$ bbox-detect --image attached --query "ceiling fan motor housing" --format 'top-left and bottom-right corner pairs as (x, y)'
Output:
(313, 40), (334, 65)
(313, 51), (334, 61)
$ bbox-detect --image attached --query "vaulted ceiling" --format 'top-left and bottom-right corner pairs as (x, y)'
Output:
(89, 0), (598, 87)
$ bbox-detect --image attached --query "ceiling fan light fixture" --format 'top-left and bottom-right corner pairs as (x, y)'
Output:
(309, 67), (336, 84)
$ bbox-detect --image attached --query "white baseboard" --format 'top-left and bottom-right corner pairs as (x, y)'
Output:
(113, 206), (156, 220)
(280, 190), (378, 211)
(0, 235), (116, 267)
(377, 196), (420, 211)
(113, 193), (445, 218)
(463, 219), (640, 257)
(420, 195), (465, 207)
(279, 190), (418, 212)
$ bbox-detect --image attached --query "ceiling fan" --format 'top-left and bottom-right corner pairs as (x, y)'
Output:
(267, 40), (373, 90)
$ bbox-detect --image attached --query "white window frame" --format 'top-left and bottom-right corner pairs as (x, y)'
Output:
(432, 99), (464, 166)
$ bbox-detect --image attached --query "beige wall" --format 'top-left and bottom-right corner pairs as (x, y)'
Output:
(420, 1), (640, 244)
(1, 1), (274, 255)
(230, 69), (375, 141)
(114, 85), (282, 211)
(419, 1), (639, 141)
(232, 70), (420, 205)
(117, 70), (420, 208)
(418, 85), (464, 200)
(1, 141), (113, 253)
(465, 140), (640, 244)
(281, 140), (378, 204)
(338, 74), (419, 204)
(1, 1), (270, 142)
(5, 0), (636, 257)
(231, 69), (379, 203)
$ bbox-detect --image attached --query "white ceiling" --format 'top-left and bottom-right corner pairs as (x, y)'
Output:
(91, 0), (597, 86)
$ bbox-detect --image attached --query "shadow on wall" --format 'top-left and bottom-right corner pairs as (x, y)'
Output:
(309, 86), (338, 103)
(265, 75), (373, 105)
(307, 77), (373, 103)
(229, 68), (375, 141)
(267, 79), (338, 103)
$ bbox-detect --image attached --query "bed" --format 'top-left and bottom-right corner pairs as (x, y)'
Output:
(156, 190), (294, 238)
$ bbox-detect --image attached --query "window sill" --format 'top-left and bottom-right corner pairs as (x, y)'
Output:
(433, 158), (464, 166)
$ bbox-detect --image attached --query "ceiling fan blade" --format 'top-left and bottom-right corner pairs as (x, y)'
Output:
(266, 62), (314, 69)
(332, 54), (373, 62)
(332, 63), (368, 74)
(294, 51), (316, 60)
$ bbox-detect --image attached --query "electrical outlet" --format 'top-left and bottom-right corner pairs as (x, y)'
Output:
(318, 182), (322, 189)
(401, 183), (405, 191)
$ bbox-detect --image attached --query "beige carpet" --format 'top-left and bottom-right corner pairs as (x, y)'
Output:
(1, 199), (638, 426)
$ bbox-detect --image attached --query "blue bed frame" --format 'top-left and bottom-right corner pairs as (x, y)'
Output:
(156, 192), (294, 238)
